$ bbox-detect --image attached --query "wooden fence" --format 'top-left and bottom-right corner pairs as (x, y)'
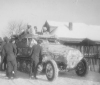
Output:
(85, 57), (100, 73)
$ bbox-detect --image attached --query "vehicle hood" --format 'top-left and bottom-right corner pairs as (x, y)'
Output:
(41, 42), (83, 69)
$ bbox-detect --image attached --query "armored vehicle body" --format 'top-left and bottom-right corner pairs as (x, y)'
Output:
(14, 33), (88, 81)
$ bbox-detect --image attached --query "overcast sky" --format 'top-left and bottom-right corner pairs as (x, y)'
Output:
(0, 0), (100, 38)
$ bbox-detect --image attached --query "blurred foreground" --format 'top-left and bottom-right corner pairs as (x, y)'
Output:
(0, 70), (100, 85)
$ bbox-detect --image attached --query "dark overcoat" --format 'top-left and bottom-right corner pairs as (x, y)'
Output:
(30, 44), (42, 65)
(2, 42), (17, 77)
(3, 43), (17, 61)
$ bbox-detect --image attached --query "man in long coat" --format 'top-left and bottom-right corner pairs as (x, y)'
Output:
(30, 40), (42, 79)
(0, 38), (6, 71)
(1, 37), (17, 79)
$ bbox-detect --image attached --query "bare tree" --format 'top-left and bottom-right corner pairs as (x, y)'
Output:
(8, 21), (16, 36)
(16, 21), (27, 35)
(8, 21), (27, 37)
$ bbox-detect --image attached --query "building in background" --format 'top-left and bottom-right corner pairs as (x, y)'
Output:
(42, 20), (100, 41)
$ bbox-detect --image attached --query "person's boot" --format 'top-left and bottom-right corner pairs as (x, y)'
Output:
(13, 72), (17, 79)
(7, 73), (12, 79)
(30, 76), (34, 79)
(6, 71), (8, 77)
(34, 77), (38, 79)
(13, 75), (17, 79)
(34, 74), (38, 79)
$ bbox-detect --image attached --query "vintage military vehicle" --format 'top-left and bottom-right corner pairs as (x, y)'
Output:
(13, 33), (88, 81)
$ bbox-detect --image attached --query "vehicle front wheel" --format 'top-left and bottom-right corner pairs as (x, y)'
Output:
(45, 60), (58, 81)
(75, 58), (88, 77)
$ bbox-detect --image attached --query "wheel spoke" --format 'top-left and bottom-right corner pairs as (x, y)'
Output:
(46, 63), (53, 78)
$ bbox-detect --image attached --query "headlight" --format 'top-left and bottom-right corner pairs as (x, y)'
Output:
(37, 64), (43, 72)
(42, 55), (48, 62)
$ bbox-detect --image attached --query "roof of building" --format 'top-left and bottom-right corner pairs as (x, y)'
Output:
(43, 20), (100, 41)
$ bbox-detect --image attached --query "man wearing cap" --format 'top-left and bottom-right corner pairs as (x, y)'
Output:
(30, 39), (42, 79)
(1, 37), (17, 79)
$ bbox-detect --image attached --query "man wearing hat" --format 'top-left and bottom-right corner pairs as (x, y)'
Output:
(29, 39), (42, 79)
(1, 37), (17, 79)
(26, 24), (33, 34)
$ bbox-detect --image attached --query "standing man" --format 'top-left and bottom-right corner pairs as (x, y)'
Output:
(0, 37), (6, 71)
(30, 39), (42, 79)
(1, 37), (17, 79)
(0, 37), (3, 70)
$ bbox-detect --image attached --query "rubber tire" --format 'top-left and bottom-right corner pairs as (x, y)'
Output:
(75, 58), (88, 77)
(45, 60), (58, 81)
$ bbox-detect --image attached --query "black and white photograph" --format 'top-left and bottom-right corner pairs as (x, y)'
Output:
(0, 0), (100, 85)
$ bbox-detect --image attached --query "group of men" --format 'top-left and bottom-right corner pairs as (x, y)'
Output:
(0, 37), (42, 79)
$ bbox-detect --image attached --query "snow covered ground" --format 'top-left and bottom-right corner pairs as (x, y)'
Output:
(0, 71), (100, 85)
